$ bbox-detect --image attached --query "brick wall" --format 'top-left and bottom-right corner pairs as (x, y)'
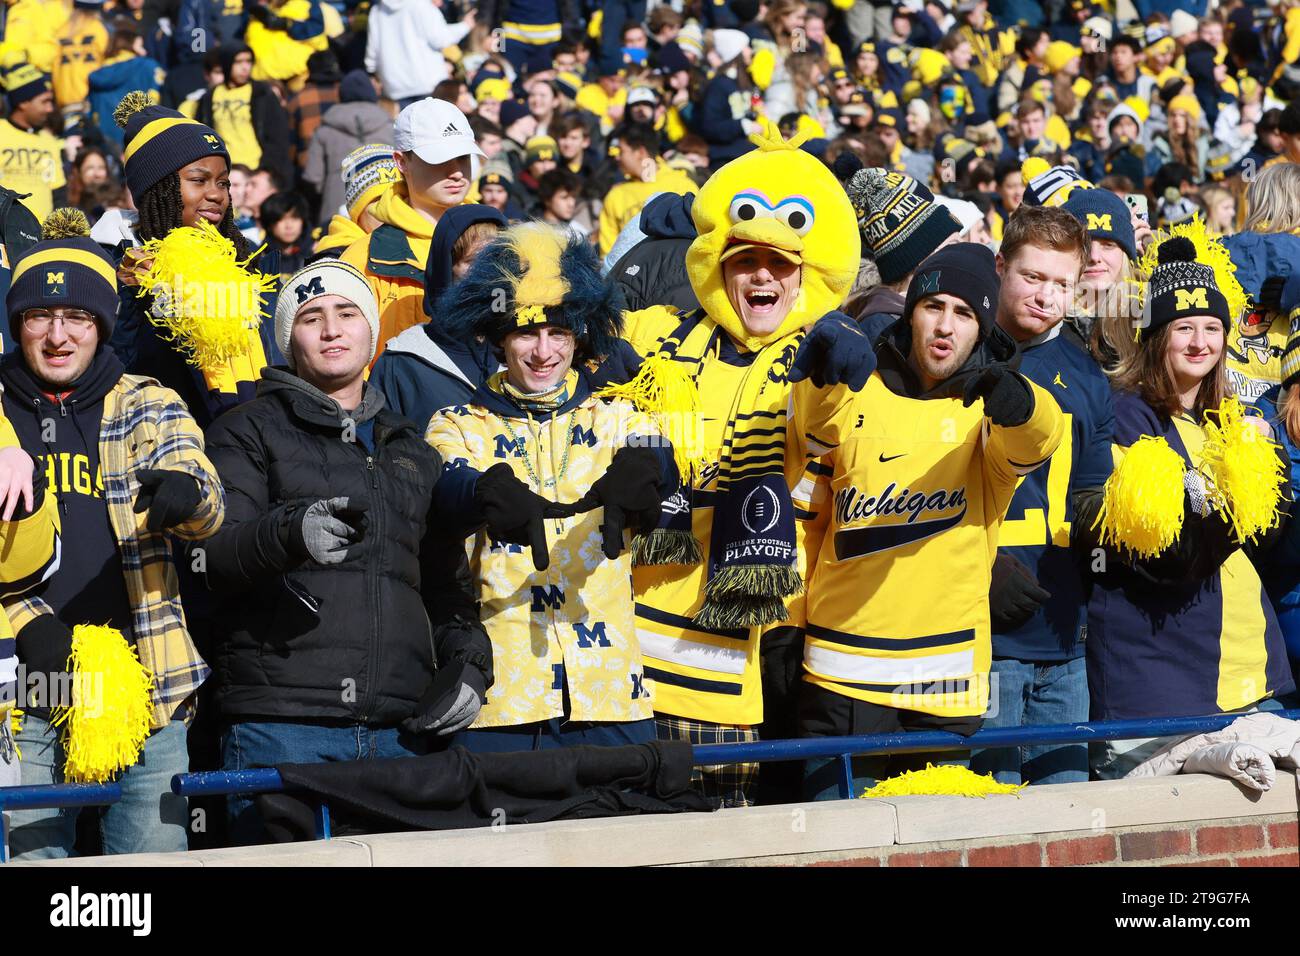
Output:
(790, 814), (1300, 868)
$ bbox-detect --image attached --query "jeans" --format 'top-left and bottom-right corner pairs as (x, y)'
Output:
(970, 657), (1089, 786)
(221, 719), (427, 844)
(7, 714), (190, 860)
(451, 717), (655, 753)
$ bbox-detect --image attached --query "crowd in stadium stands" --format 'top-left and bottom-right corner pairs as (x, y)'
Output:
(0, 0), (1299, 859)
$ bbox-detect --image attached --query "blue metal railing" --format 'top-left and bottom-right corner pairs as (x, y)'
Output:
(168, 709), (1300, 835)
(0, 782), (122, 863)
(4, 710), (1295, 855)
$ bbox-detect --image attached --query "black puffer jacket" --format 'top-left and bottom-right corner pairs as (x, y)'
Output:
(202, 368), (484, 725)
(609, 192), (700, 314)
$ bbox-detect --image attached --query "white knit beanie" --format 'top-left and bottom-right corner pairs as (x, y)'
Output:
(275, 260), (380, 369)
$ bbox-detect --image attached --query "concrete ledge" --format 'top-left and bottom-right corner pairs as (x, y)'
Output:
(358, 799), (897, 866)
(12, 770), (1296, 867)
(882, 770), (1299, 845)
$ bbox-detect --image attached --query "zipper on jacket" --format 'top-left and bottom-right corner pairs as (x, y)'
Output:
(358, 447), (384, 723)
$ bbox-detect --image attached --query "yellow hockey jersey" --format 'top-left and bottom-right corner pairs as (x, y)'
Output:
(426, 389), (659, 729)
(792, 372), (1064, 717)
(624, 306), (822, 727)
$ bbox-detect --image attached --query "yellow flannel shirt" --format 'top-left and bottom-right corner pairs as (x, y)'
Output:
(3, 374), (225, 729)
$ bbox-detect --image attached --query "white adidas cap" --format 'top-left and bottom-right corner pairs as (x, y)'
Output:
(393, 97), (486, 166)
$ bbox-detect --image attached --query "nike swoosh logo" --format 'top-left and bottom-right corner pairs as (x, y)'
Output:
(878, 453), (906, 463)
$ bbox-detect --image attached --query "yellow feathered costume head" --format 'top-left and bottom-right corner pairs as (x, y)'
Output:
(686, 122), (860, 352)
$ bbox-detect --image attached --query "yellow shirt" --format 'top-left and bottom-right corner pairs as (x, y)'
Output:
(53, 13), (109, 107)
(597, 160), (699, 256)
(0, 119), (66, 222)
(210, 83), (262, 170)
(1, 0), (69, 73)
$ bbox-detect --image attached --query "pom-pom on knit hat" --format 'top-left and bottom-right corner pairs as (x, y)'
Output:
(1141, 236), (1230, 336)
(115, 91), (229, 201)
(847, 168), (960, 285)
(7, 208), (119, 339)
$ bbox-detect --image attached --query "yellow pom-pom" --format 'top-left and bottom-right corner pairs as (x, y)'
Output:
(51, 624), (154, 784)
(1199, 398), (1285, 543)
(595, 352), (709, 482)
(750, 47), (776, 91)
(135, 218), (276, 372)
(1093, 435), (1187, 559)
(113, 90), (152, 129)
(41, 207), (91, 240)
(860, 764), (1027, 798)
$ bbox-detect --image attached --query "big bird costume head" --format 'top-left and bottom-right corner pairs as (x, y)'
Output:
(686, 122), (860, 353)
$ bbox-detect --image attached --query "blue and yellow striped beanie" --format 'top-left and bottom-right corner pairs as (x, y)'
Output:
(114, 91), (230, 201)
(7, 210), (119, 338)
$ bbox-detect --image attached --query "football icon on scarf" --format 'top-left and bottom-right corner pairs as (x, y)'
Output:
(741, 485), (781, 534)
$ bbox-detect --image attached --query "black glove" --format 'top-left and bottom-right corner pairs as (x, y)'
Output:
(14, 615), (75, 718)
(788, 311), (877, 390)
(1138, 504), (1240, 585)
(133, 468), (203, 532)
(989, 553), (1050, 633)
(474, 463), (571, 572)
(246, 2), (270, 20)
(1257, 273), (1300, 315)
(962, 365), (1035, 427)
(402, 659), (489, 736)
(568, 446), (666, 558)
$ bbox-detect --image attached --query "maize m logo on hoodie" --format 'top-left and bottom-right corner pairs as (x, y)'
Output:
(832, 482), (968, 560)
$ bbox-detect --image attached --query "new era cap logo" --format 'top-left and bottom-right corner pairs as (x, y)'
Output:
(443, 122), (462, 137)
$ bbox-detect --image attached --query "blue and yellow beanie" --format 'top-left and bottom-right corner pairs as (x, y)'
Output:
(3, 62), (50, 110)
(7, 209), (119, 339)
(114, 91), (229, 201)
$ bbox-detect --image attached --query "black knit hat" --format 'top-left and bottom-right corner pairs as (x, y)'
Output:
(2, 62), (50, 110)
(1141, 236), (1230, 337)
(903, 242), (1001, 333)
(7, 209), (118, 339)
(848, 168), (962, 285)
(115, 92), (229, 201)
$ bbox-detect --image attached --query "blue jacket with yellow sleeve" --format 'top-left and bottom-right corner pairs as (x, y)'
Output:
(994, 325), (1114, 663)
(1085, 389), (1295, 720)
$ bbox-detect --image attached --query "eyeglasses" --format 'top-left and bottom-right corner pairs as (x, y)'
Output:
(21, 309), (97, 336)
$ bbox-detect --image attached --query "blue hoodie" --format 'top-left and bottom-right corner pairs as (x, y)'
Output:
(88, 55), (165, 147)
(371, 204), (508, 431)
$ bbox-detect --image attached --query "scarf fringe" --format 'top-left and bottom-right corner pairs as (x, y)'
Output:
(693, 565), (803, 628)
(632, 528), (703, 567)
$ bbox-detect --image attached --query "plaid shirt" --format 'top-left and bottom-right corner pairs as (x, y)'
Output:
(288, 83), (341, 170)
(3, 374), (225, 729)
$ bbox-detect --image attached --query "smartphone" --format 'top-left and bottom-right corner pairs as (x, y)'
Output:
(1124, 193), (1149, 223)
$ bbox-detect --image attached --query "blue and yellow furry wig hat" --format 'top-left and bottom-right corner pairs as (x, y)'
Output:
(435, 222), (625, 360)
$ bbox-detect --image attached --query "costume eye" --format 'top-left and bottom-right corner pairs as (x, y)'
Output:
(729, 191), (775, 224)
(774, 197), (815, 235)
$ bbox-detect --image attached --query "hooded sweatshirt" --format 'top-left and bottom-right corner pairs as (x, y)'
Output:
(0, 348), (133, 637)
(87, 52), (166, 147)
(303, 102), (395, 223)
(371, 204), (505, 430)
(794, 320), (1064, 716)
(364, 0), (471, 101)
(609, 192), (700, 314)
(341, 181), (443, 361)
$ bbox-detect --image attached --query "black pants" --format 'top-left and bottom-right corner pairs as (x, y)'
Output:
(798, 681), (983, 800)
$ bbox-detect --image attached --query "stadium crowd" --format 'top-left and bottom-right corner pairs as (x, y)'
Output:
(1, 0), (1300, 858)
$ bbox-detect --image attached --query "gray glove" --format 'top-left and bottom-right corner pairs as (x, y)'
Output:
(286, 497), (369, 565)
(403, 661), (487, 735)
